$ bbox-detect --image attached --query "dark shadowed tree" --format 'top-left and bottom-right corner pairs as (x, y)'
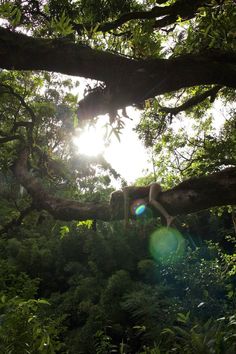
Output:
(0, 0), (235, 233)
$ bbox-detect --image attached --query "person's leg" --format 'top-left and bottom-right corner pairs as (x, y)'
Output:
(149, 199), (174, 227)
(123, 187), (130, 229)
(149, 183), (174, 227)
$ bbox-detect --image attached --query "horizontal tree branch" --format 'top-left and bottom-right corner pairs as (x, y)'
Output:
(77, 54), (236, 120)
(12, 149), (236, 223)
(0, 135), (22, 144)
(12, 149), (111, 221)
(0, 27), (235, 120)
(73, 0), (205, 34)
(0, 26), (133, 82)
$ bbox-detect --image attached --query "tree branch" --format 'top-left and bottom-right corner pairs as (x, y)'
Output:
(0, 135), (22, 144)
(0, 26), (133, 81)
(0, 27), (235, 120)
(160, 85), (222, 115)
(12, 149), (111, 221)
(0, 83), (36, 122)
(73, 0), (206, 34)
(12, 149), (236, 223)
(77, 55), (236, 120)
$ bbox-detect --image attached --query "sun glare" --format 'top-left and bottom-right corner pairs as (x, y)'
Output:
(72, 126), (105, 156)
(72, 109), (152, 184)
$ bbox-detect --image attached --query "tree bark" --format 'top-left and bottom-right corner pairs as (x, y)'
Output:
(0, 27), (236, 120)
(12, 149), (236, 222)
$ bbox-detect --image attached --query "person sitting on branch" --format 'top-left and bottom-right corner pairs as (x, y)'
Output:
(123, 182), (175, 229)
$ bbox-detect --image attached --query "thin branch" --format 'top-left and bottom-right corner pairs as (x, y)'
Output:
(0, 83), (36, 123)
(0, 135), (22, 144)
(160, 86), (222, 115)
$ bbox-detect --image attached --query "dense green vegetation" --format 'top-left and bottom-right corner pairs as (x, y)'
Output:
(0, 208), (234, 353)
(0, 212), (235, 353)
(0, 0), (236, 353)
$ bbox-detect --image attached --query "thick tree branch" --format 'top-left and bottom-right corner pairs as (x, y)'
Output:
(160, 85), (222, 115)
(12, 149), (236, 223)
(77, 54), (236, 120)
(0, 26), (133, 82)
(12, 149), (111, 221)
(0, 27), (235, 121)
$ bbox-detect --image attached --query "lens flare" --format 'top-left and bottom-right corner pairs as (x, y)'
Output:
(130, 199), (146, 216)
(135, 204), (146, 216)
(149, 227), (185, 264)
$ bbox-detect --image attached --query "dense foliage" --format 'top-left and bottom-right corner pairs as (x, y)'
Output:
(0, 213), (235, 353)
(0, 0), (236, 353)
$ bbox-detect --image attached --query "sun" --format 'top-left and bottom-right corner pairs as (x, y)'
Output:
(72, 109), (151, 183)
(72, 125), (105, 156)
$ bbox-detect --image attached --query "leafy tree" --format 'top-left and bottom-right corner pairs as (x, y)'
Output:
(0, 2), (236, 352)
(0, 0), (235, 227)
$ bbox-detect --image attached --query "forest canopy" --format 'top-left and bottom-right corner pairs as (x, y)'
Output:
(0, 1), (236, 353)
(0, 0), (236, 227)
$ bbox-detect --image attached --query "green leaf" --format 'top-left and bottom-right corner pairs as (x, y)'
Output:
(51, 11), (74, 36)
(37, 299), (50, 305)
(73, 114), (78, 128)
(60, 225), (70, 238)
(77, 220), (93, 229)
(1, 294), (6, 303)
(162, 327), (175, 335)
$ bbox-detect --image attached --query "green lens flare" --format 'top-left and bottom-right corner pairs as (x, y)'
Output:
(135, 204), (146, 216)
(130, 199), (153, 219)
(131, 199), (146, 216)
(149, 227), (185, 264)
